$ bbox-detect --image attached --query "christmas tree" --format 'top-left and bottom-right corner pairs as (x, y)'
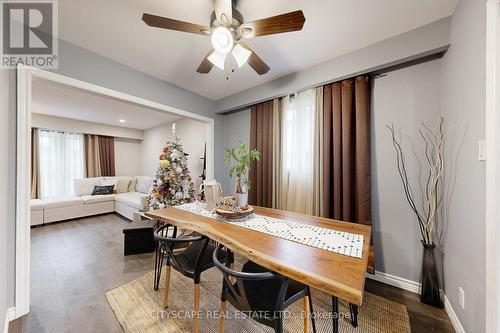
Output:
(147, 124), (195, 210)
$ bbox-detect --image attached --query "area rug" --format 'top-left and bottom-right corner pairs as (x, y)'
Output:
(106, 267), (411, 333)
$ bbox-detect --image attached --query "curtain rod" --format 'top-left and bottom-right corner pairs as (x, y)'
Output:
(217, 46), (448, 115)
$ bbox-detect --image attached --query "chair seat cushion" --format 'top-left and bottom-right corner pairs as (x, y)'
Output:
(42, 196), (84, 209)
(81, 194), (115, 204)
(30, 199), (45, 211)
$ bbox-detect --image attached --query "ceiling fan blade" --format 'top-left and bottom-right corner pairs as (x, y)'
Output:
(196, 49), (215, 74)
(142, 13), (211, 36)
(213, 0), (233, 26)
(238, 10), (305, 38)
(241, 43), (270, 75)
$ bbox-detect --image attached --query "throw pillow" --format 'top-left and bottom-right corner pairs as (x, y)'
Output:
(91, 185), (114, 196)
(128, 179), (137, 192)
(116, 179), (131, 193)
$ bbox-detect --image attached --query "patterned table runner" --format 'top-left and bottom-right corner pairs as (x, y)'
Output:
(175, 202), (364, 259)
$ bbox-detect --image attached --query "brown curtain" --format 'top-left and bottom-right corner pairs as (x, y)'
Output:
(84, 134), (101, 177)
(98, 136), (115, 176)
(322, 75), (371, 225)
(249, 100), (274, 207)
(31, 128), (41, 199)
(84, 134), (115, 177)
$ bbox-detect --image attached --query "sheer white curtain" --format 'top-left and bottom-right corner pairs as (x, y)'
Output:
(279, 89), (319, 214)
(39, 130), (85, 198)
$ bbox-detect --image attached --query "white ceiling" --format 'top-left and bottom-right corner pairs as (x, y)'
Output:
(58, 0), (458, 100)
(32, 78), (182, 130)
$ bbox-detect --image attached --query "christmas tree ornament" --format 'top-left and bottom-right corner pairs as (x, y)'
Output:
(171, 149), (180, 160)
(160, 160), (170, 169)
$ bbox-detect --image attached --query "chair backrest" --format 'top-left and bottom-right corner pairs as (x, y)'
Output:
(212, 245), (290, 317)
(154, 223), (209, 274)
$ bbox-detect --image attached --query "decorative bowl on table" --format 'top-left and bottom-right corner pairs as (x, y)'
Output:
(215, 206), (254, 220)
(214, 196), (254, 220)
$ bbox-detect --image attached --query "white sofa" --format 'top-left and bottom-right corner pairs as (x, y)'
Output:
(30, 176), (152, 226)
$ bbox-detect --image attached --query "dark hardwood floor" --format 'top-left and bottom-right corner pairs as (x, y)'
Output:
(9, 213), (454, 333)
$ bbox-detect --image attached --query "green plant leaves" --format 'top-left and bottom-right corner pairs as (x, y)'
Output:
(223, 142), (261, 191)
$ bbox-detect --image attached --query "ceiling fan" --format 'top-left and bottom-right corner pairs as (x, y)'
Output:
(142, 0), (305, 75)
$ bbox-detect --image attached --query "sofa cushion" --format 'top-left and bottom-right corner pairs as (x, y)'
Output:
(128, 178), (137, 192)
(74, 178), (102, 196)
(115, 192), (148, 211)
(114, 192), (137, 204)
(42, 196), (84, 209)
(124, 195), (147, 210)
(91, 185), (114, 195)
(81, 194), (115, 204)
(135, 176), (152, 194)
(116, 179), (131, 193)
(31, 199), (45, 211)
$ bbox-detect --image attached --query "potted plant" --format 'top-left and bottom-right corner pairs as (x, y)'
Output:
(224, 143), (260, 208)
(387, 117), (452, 308)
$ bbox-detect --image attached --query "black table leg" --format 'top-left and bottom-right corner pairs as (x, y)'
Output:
(332, 296), (338, 333)
(349, 303), (358, 327)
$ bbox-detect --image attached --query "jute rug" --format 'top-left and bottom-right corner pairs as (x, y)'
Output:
(106, 267), (411, 333)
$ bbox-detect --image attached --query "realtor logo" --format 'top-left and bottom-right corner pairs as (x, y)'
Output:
(1, 0), (58, 68)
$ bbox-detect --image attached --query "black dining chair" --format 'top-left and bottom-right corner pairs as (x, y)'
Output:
(154, 224), (233, 333)
(212, 245), (317, 333)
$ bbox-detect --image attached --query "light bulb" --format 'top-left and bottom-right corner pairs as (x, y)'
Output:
(211, 26), (234, 54)
(232, 44), (251, 68)
(207, 50), (226, 70)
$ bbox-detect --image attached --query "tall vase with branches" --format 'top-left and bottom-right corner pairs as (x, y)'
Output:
(387, 116), (452, 308)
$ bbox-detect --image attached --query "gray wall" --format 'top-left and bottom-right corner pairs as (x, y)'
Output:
(441, 0), (486, 331)
(0, 68), (13, 331)
(5, 38), (222, 307)
(222, 109), (251, 194)
(215, 17), (451, 113)
(372, 59), (443, 283)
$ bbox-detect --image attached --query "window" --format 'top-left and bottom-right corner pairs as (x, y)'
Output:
(280, 89), (317, 214)
(39, 130), (85, 198)
(282, 89), (316, 181)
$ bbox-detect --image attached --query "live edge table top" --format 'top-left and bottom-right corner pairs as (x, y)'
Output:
(146, 206), (372, 306)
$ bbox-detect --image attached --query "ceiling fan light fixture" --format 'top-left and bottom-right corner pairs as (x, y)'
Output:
(207, 50), (227, 70)
(232, 44), (252, 68)
(211, 26), (234, 54)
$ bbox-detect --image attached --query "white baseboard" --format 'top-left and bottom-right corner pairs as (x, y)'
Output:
(442, 293), (466, 333)
(367, 271), (465, 333)
(366, 270), (421, 294)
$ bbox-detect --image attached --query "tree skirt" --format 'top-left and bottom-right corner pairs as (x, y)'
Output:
(106, 267), (411, 333)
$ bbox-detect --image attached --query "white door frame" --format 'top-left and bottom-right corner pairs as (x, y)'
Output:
(485, 1), (500, 332)
(14, 64), (215, 318)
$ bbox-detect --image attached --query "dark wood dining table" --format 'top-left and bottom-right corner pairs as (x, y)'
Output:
(146, 205), (372, 333)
